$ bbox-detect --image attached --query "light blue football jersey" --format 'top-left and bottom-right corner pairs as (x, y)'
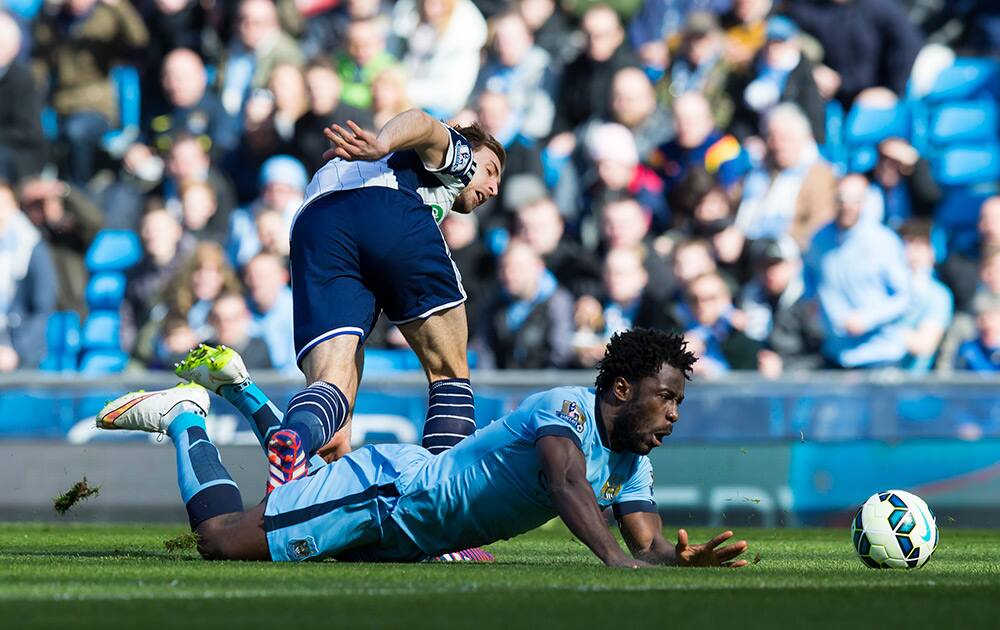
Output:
(388, 386), (658, 556)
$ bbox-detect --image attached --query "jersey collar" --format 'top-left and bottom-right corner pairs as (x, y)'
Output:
(593, 390), (611, 450)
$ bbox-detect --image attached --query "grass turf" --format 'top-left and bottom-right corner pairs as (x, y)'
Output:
(1, 523), (997, 629)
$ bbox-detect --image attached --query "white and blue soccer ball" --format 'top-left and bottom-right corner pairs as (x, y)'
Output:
(851, 489), (939, 569)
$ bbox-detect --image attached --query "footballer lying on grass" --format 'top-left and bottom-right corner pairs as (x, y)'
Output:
(96, 328), (749, 568)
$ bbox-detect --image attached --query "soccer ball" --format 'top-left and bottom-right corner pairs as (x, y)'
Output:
(851, 490), (939, 569)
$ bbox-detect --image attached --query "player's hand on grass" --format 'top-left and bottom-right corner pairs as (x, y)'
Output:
(606, 555), (653, 569)
(675, 529), (749, 568)
(323, 121), (388, 162)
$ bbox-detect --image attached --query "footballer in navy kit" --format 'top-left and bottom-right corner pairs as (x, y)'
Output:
(168, 111), (505, 513)
(98, 329), (751, 569)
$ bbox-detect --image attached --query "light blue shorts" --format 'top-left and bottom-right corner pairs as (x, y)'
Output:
(264, 443), (431, 562)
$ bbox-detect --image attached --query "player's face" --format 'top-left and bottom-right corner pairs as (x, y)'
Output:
(613, 365), (686, 455)
(454, 147), (502, 213)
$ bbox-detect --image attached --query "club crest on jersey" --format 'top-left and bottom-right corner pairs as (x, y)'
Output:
(288, 536), (319, 560)
(558, 400), (586, 433)
(600, 478), (623, 502)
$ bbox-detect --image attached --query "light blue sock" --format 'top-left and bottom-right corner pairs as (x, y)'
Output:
(167, 412), (243, 529)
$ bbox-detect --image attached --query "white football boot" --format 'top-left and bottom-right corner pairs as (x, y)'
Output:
(96, 383), (210, 434)
(174, 344), (249, 394)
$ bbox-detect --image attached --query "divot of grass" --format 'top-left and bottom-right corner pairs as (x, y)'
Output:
(53, 478), (100, 515)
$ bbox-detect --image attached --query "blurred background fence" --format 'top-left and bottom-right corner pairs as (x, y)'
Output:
(3, 370), (999, 527)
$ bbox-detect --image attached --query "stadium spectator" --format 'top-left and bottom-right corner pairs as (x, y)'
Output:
(0, 11), (45, 183)
(138, 0), (211, 79)
(370, 65), (412, 130)
(145, 48), (240, 160)
(164, 242), (243, 338)
(598, 198), (673, 297)
(662, 12), (735, 129)
(649, 92), (750, 194)
(389, 0), (488, 118)
(472, 90), (544, 224)
(953, 293), (1000, 373)
(473, 10), (555, 140)
(721, 0), (773, 68)
(869, 137), (940, 231)
(516, 0), (573, 67)
(898, 220), (953, 373)
(241, 63), (311, 166)
(145, 310), (201, 370)
(228, 155), (306, 269)
(627, 0), (732, 76)
(116, 133), (237, 231)
(243, 252), (294, 373)
(683, 271), (758, 377)
(292, 61), (373, 176)
(513, 193), (601, 298)
(728, 16), (826, 143)
(940, 197), (1000, 315)
(671, 237), (717, 291)
(335, 16), (398, 112)
(550, 4), (638, 140)
(740, 236), (823, 377)
(572, 247), (679, 367)
(785, 0), (922, 104)
(440, 211), (494, 335)
(32, 0), (150, 185)
(475, 239), (575, 369)
(609, 67), (673, 162)
(805, 173), (911, 369)
(123, 206), (195, 347)
(220, 0), (304, 117)
(298, 0), (393, 62)
(922, 0), (1000, 56)
(938, 246), (1000, 373)
(205, 291), (273, 369)
(18, 176), (103, 313)
(179, 180), (229, 244)
(736, 103), (836, 248)
(561, 123), (667, 235)
(0, 180), (57, 371)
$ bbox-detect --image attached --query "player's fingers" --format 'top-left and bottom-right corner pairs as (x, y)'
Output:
(715, 541), (748, 561)
(676, 528), (688, 550)
(724, 559), (750, 569)
(347, 120), (368, 138)
(706, 530), (735, 549)
(330, 124), (364, 147)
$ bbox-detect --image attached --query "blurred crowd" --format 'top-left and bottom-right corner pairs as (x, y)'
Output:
(1, 0), (999, 377)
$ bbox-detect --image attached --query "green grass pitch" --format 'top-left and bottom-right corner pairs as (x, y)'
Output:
(1, 523), (998, 629)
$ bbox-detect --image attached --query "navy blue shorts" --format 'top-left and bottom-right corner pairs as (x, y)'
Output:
(289, 188), (466, 366)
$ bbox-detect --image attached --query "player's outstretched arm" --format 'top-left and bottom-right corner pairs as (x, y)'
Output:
(323, 109), (451, 167)
(619, 511), (750, 568)
(537, 435), (649, 568)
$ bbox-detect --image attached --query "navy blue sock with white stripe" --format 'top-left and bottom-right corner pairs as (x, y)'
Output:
(422, 378), (476, 454)
(283, 381), (350, 457)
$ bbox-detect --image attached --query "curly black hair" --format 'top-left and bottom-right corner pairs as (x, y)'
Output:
(595, 328), (697, 392)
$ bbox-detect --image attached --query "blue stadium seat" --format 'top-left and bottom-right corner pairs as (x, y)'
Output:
(78, 350), (129, 375)
(85, 272), (127, 311)
(85, 230), (142, 272)
(40, 311), (82, 372)
(101, 66), (142, 158)
(933, 144), (1000, 186)
(844, 103), (910, 145)
(929, 100), (999, 146)
(81, 311), (121, 350)
(924, 59), (1000, 104)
